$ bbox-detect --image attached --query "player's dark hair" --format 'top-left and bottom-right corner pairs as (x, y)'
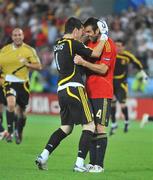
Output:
(64, 17), (83, 34)
(84, 17), (99, 32)
(116, 39), (126, 46)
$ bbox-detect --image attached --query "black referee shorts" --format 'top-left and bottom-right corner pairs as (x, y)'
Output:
(58, 86), (93, 125)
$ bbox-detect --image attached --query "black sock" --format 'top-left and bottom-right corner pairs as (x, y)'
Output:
(0, 123), (4, 132)
(89, 133), (97, 165)
(6, 110), (15, 134)
(78, 130), (93, 159)
(96, 133), (108, 168)
(18, 116), (26, 134)
(148, 116), (153, 121)
(14, 114), (18, 130)
(0, 112), (3, 124)
(0, 113), (4, 132)
(45, 128), (67, 154)
(111, 106), (116, 124)
(122, 106), (129, 124)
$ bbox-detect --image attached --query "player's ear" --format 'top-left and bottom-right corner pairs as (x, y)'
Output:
(73, 28), (78, 37)
(96, 28), (100, 35)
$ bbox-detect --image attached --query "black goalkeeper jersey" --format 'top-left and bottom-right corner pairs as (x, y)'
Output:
(114, 50), (143, 80)
(54, 38), (92, 87)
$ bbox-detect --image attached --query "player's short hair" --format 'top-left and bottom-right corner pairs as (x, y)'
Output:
(115, 39), (126, 46)
(64, 17), (83, 34)
(84, 17), (99, 32)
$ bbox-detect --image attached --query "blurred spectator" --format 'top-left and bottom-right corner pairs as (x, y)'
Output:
(109, 17), (125, 40)
(48, 19), (59, 46)
(147, 51), (153, 76)
(30, 71), (44, 93)
(1, 0), (153, 94)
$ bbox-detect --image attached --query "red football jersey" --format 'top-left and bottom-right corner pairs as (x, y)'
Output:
(86, 38), (116, 99)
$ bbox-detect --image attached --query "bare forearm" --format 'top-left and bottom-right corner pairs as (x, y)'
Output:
(25, 62), (42, 70)
(91, 40), (106, 58)
(82, 61), (108, 75)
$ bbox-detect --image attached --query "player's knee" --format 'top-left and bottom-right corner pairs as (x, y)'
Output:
(83, 121), (95, 133)
(111, 100), (116, 107)
(120, 103), (126, 108)
(7, 104), (15, 112)
(96, 124), (106, 133)
(7, 97), (16, 112)
(60, 125), (74, 135)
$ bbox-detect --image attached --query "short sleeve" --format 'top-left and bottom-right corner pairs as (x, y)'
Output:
(100, 40), (116, 67)
(73, 40), (92, 58)
(28, 48), (40, 63)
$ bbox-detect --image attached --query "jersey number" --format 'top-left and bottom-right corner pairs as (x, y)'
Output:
(55, 52), (60, 71)
(96, 109), (102, 119)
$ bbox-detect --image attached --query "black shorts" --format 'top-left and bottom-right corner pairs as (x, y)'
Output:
(89, 98), (112, 127)
(58, 86), (93, 125)
(113, 79), (128, 103)
(3, 81), (30, 109)
(0, 86), (6, 105)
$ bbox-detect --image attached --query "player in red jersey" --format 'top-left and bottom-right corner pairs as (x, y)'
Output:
(74, 17), (116, 172)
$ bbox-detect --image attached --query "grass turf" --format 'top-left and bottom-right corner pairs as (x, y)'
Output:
(0, 115), (153, 180)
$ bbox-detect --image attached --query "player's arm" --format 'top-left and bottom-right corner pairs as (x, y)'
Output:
(125, 51), (143, 70)
(75, 21), (109, 58)
(125, 51), (148, 82)
(74, 55), (108, 75)
(20, 48), (42, 70)
(91, 21), (109, 57)
(20, 58), (42, 70)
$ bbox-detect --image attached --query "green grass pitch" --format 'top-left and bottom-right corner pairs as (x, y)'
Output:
(0, 115), (153, 180)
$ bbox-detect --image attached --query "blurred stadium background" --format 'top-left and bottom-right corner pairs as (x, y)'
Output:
(0, 1), (153, 179)
(1, 0), (152, 118)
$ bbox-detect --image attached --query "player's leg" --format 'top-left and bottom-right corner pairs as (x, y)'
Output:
(118, 82), (129, 132)
(0, 87), (4, 128)
(0, 103), (4, 132)
(0, 88), (9, 140)
(74, 121), (95, 172)
(88, 98), (111, 173)
(109, 81), (118, 135)
(73, 87), (95, 172)
(14, 82), (29, 144)
(35, 87), (75, 170)
(14, 106), (26, 144)
(148, 116), (153, 121)
(3, 83), (17, 142)
(120, 102), (129, 132)
(109, 99), (118, 136)
(140, 114), (153, 128)
(0, 103), (5, 140)
(6, 95), (16, 142)
(36, 125), (73, 170)
(0, 106), (6, 139)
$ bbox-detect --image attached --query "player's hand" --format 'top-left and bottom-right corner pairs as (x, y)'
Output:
(74, 55), (85, 66)
(20, 58), (29, 66)
(97, 20), (108, 41)
(139, 70), (148, 84)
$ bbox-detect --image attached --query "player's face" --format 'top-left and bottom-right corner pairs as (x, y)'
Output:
(84, 25), (99, 42)
(12, 29), (24, 47)
(115, 42), (125, 54)
(73, 27), (84, 40)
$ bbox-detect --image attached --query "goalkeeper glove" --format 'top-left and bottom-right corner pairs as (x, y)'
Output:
(97, 20), (108, 41)
(139, 70), (148, 83)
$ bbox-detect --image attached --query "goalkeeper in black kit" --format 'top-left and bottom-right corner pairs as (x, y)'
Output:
(109, 39), (148, 135)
